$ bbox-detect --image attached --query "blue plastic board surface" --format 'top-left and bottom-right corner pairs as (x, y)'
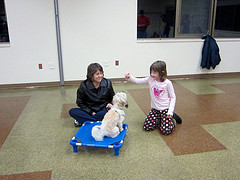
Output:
(70, 121), (128, 156)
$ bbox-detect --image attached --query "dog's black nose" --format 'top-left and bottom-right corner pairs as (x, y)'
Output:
(125, 104), (129, 108)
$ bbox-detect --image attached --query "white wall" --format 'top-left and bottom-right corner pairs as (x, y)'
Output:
(0, 0), (240, 85)
(0, 0), (59, 85)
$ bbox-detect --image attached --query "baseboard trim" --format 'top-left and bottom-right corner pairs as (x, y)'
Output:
(0, 82), (60, 89)
(1, 72), (240, 89)
(168, 72), (240, 80)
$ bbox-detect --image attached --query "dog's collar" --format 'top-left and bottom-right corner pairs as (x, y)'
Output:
(111, 107), (125, 117)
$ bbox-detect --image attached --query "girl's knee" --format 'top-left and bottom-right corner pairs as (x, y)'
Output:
(143, 119), (158, 131)
(143, 109), (159, 131)
(159, 118), (175, 135)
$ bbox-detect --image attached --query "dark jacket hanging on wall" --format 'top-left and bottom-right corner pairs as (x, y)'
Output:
(201, 35), (221, 69)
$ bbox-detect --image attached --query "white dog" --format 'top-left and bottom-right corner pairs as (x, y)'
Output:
(91, 92), (128, 141)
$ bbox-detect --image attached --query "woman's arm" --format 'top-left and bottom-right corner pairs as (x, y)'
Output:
(106, 80), (115, 108)
(76, 85), (92, 114)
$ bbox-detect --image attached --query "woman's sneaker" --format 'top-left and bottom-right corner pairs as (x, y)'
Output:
(173, 113), (182, 124)
(74, 120), (82, 127)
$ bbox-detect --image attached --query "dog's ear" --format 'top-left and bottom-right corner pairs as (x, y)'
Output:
(120, 93), (128, 108)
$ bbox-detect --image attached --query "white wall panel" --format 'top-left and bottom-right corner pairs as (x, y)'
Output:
(0, 0), (239, 85)
(0, 0), (59, 84)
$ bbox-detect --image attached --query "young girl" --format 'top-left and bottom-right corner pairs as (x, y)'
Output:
(125, 60), (182, 135)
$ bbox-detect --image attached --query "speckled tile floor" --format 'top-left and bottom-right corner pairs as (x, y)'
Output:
(0, 76), (240, 180)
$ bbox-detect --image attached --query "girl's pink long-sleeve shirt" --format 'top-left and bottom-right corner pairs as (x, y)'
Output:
(129, 75), (176, 115)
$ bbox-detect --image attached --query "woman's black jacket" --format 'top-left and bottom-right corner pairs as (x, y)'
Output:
(76, 78), (115, 115)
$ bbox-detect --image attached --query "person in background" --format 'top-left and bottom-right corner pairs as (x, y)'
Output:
(125, 60), (182, 135)
(69, 63), (115, 127)
(160, 14), (170, 37)
(137, 9), (150, 38)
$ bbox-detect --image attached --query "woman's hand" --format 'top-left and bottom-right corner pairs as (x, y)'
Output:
(106, 103), (113, 109)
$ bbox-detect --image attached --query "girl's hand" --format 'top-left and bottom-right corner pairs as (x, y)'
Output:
(125, 72), (130, 80)
(92, 112), (96, 115)
(167, 114), (172, 119)
(106, 103), (113, 109)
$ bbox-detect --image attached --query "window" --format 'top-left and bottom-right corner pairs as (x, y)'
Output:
(214, 0), (240, 37)
(137, 0), (240, 39)
(0, 0), (9, 43)
(137, 0), (176, 38)
(176, 0), (213, 38)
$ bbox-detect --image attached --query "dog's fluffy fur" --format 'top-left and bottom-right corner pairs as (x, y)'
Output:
(91, 92), (128, 141)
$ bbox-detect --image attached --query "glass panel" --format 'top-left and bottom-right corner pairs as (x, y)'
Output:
(0, 0), (9, 42)
(179, 0), (212, 35)
(214, 0), (240, 38)
(137, 0), (176, 38)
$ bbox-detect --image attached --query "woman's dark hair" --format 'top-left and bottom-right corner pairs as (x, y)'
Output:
(86, 63), (104, 81)
(150, 60), (167, 82)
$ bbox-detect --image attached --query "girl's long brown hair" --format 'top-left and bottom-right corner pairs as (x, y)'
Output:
(150, 60), (167, 82)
